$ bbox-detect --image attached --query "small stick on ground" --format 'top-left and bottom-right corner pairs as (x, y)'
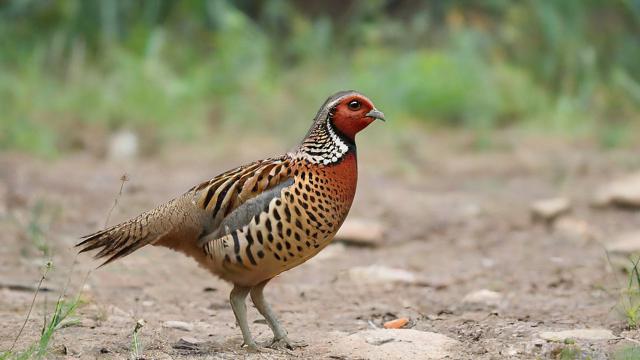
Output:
(8, 261), (52, 353)
(104, 174), (129, 228)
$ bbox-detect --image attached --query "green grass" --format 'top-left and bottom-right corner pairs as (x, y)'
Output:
(618, 257), (640, 329)
(130, 319), (146, 360)
(614, 346), (640, 360)
(0, 1), (638, 155)
(2, 257), (86, 360)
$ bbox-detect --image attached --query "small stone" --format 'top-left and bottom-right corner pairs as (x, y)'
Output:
(348, 265), (420, 285)
(331, 329), (459, 360)
(593, 172), (640, 208)
(531, 197), (571, 222)
(108, 130), (139, 160)
(310, 243), (346, 262)
(554, 217), (598, 243)
(163, 320), (194, 332)
(606, 231), (640, 255)
(173, 336), (206, 350)
(539, 329), (616, 342)
(335, 218), (385, 247)
(461, 289), (504, 310)
(383, 317), (410, 329)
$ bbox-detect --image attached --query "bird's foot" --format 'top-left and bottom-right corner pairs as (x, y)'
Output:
(241, 341), (262, 352)
(267, 336), (307, 350)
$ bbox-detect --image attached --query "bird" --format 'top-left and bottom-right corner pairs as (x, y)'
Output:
(77, 90), (385, 351)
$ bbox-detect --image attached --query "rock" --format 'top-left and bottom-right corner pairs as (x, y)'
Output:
(348, 265), (422, 285)
(531, 197), (571, 222)
(163, 320), (194, 332)
(331, 329), (459, 360)
(593, 172), (640, 208)
(461, 289), (504, 310)
(335, 218), (385, 247)
(553, 217), (598, 243)
(173, 336), (206, 350)
(108, 130), (139, 160)
(539, 329), (616, 342)
(311, 243), (346, 262)
(605, 231), (640, 255)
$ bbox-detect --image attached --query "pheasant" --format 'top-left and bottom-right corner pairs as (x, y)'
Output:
(77, 90), (385, 350)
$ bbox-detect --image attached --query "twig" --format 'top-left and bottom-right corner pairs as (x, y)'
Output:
(9, 261), (52, 353)
(104, 174), (128, 228)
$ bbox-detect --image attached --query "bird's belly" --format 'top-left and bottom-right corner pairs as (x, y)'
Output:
(207, 154), (358, 286)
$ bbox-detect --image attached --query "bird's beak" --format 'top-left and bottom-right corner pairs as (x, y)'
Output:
(366, 109), (386, 122)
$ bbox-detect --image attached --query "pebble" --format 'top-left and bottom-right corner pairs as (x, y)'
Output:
(538, 329), (616, 342)
(593, 172), (640, 208)
(531, 197), (571, 222)
(348, 265), (420, 285)
(461, 289), (504, 310)
(331, 329), (459, 360)
(163, 320), (194, 332)
(173, 336), (206, 350)
(606, 231), (640, 255)
(335, 218), (385, 247)
(108, 130), (139, 160)
(553, 217), (598, 243)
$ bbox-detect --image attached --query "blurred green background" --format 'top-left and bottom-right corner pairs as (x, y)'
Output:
(1, 0), (639, 156)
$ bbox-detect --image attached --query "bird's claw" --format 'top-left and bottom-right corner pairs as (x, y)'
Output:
(241, 341), (262, 352)
(267, 337), (307, 350)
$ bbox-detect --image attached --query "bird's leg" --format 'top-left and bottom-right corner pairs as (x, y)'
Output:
(250, 279), (306, 350)
(229, 284), (258, 351)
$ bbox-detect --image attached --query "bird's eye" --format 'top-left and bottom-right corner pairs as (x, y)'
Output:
(347, 100), (361, 111)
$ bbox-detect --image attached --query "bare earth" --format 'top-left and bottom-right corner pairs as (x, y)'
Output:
(1, 132), (639, 359)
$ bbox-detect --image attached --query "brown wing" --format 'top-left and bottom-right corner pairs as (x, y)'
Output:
(77, 156), (294, 266)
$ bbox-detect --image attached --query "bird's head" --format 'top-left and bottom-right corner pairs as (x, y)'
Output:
(314, 90), (385, 142)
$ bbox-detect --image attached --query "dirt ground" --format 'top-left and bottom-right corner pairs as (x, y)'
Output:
(1, 131), (639, 359)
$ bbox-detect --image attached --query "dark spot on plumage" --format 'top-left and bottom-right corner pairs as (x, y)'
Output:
(288, 252), (294, 257)
(275, 199), (282, 206)
(265, 218), (272, 232)
(286, 228), (292, 237)
(314, 243), (320, 248)
(296, 245), (303, 252)
(295, 220), (303, 229)
(267, 233), (274, 243)
(256, 231), (264, 244)
(246, 248), (257, 266)
(302, 193), (308, 201)
(257, 250), (264, 258)
(305, 241), (311, 247)
(300, 202), (309, 210)
(305, 229), (310, 236)
(305, 184), (311, 192)
(294, 233), (301, 241)
(276, 243), (283, 250)
(306, 210), (318, 223)
(294, 206), (302, 217)
(284, 206), (291, 221)
(246, 232), (254, 245)
(294, 187), (301, 195)
(273, 208), (281, 221)
(274, 253), (281, 260)
(224, 254), (230, 262)
(236, 254), (243, 264)
(285, 241), (291, 250)
(232, 232), (240, 254)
